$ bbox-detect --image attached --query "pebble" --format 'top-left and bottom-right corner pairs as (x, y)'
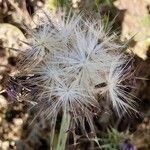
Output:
(10, 141), (15, 147)
(0, 95), (7, 108)
(13, 118), (23, 126)
(1, 141), (9, 150)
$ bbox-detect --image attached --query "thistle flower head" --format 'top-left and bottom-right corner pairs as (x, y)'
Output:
(13, 11), (137, 138)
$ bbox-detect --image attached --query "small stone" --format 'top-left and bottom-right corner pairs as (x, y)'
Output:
(10, 141), (15, 146)
(37, 1), (43, 7)
(1, 141), (9, 150)
(8, 132), (14, 140)
(142, 124), (146, 129)
(13, 118), (23, 126)
(0, 95), (7, 108)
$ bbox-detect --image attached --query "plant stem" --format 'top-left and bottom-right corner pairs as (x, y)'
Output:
(56, 110), (71, 150)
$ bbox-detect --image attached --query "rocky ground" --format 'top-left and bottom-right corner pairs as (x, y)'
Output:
(0, 0), (150, 150)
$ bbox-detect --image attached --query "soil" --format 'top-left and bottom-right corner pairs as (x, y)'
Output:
(0, 0), (150, 150)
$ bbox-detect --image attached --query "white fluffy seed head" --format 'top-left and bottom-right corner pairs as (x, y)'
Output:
(17, 11), (137, 134)
(100, 56), (137, 115)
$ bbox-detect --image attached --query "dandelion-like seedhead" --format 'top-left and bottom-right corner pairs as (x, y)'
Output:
(13, 11), (137, 136)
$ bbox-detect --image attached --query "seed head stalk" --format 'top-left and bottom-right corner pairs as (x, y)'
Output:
(56, 110), (71, 150)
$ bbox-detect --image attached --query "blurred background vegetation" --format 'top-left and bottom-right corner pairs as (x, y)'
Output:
(0, 0), (150, 150)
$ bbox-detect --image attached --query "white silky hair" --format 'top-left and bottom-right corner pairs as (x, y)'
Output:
(18, 10), (137, 133)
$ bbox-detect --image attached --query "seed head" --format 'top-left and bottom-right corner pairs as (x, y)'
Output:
(13, 11), (137, 135)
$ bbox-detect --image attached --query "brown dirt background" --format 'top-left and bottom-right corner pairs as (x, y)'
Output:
(0, 0), (150, 150)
